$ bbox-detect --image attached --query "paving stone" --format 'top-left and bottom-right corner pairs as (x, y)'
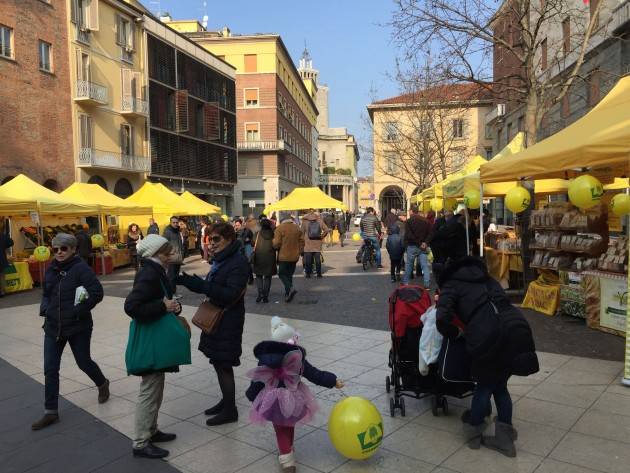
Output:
(550, 431), (630, 473)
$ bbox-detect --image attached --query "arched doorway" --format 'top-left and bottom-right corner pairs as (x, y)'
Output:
(88, 175), (108, 190)
(42, 179), (60, 192)
(379, 185), (407, 215)
(114, 178), (133, 198)
(1, 176), (14, 185)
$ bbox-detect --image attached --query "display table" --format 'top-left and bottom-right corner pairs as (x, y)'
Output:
(484, 247), (522, 289)
(521, 270), (561, 316)
(28, 260), (53, 284)
(108, 248), (131, 268)
(3, 262), (34, 293)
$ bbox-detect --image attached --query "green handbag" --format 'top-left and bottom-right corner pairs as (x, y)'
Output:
(125, 283), (191, 375)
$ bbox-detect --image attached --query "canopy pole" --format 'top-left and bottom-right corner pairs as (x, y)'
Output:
(623, 187), (630, 387)
(98, 214), (106, 277)
(465, 209), (470, 257)
(37, 205), (44, 286)
(479, 181), (484, 258)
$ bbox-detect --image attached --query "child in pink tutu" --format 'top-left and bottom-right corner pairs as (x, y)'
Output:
(246, 316), (344, 472)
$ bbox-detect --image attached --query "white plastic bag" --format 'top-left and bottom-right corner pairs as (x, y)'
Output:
(74, 286), (89, 306)
(419, 306), (443, 374)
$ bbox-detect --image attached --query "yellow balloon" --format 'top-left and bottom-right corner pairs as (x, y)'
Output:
(33, 246), (51, 262)
(352, 232), (362, 241)
(91, 234), (105, 248)
(505, 187), (531, 214)
(444, 198), (458, 211)
(568, 175), (603, 209)
(430, 198), (443, 212)
(464, 190), (480, 209)
(328, 397), (384, 460)
(610, 193), (630, 216)
(221, 214), (229, 222)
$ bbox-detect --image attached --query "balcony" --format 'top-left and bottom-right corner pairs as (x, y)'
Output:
(121, 97), (149, 117)
(77, 148), (150, 172)
(75, 80), (108, 105)
(237, 140), (292, 154)
(612, 0), (630, 33)
(484, 104), (505, 126)
(318, 174), (354, 186)
(75, 25), (90, 45)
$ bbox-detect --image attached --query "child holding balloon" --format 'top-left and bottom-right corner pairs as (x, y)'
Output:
(246, 317), (344, 472)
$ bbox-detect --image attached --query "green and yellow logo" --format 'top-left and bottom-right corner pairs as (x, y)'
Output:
(357, 422), (384, 454)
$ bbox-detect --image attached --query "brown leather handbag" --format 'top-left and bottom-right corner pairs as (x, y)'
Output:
(192, 288), (246, 334)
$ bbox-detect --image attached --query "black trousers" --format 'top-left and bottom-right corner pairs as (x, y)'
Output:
(303, 252), (321, 276)
(278, 261), (297, 295)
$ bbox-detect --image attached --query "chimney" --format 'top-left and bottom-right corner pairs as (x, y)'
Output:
(222, 26), (231, 37)
(160, 12), (172, 23)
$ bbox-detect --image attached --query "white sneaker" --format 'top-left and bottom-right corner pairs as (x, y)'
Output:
(278, 451), (296, 472)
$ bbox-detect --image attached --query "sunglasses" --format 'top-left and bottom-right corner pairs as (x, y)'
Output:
(52, 246), (69, 253)
(210, 235), (223, 243)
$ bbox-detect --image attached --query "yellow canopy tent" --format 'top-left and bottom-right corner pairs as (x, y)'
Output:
(480, 76), (630, 183)
(264, 187), (347, 215)
(0, 194), (37, 216)
(61, 183), (152, 215)
(180, 191), (221, 214)
(0, 175), (99, 215)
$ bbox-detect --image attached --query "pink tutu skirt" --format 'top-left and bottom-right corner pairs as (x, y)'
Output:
(249, 383), (318, 427)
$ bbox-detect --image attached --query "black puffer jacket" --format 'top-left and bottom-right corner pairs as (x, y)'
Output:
(252, 227), (277, 277)
(124, 258), (180, 323)
(436, 256), (538, 383)
(40, 255), (104, 339)
(178, 240), (249, 365)
(431, 215), (467, 262)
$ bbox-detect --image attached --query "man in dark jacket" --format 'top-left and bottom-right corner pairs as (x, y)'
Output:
(74, 224), (92, 263)
(323, 212), (335, 247)
(435, 256), (538, 458)
(383, 208), (398, 232)
(147, 218), (159, 235)
(0, 222), (14, 297)
(336, 212), (347, 247)
(32, 233), (109, 431)
(402, 205), (431, 287)
(162, 216), (183, 286)
(359, 207), (382, 268)
(385, 224), (404, 282)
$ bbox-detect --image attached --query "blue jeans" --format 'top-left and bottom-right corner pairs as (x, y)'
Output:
(470, 378), (512, 426)
(44, 330), (106, 412)
(365, 237), (381, 266)
(403, 245), (430, 286)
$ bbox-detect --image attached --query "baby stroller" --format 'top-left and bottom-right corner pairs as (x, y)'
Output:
(386, 285), (475, 417)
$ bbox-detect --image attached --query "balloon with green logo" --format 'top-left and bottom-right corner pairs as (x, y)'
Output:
(430, 198), (444, 212)
(91, 234), (105, 248)
(464, 190), (480, 209)
(505, 186), (531, 213)
(568, 175), (603, 209)
(610, 193), (630, 216)
(33, 246), (51, 262)
(328, 396), (383, 460)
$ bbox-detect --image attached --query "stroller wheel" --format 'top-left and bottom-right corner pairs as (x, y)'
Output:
(389, 397), (396, 417)
(431, 396), (439, 417)
(400, 397), (406, 417)
(385, 376), (391, 393)
(441, 397), (449, 416)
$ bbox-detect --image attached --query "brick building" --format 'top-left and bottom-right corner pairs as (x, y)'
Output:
(0, 0), (74, 190)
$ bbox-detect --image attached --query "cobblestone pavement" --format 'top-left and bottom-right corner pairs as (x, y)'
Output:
(1, 291), (629, 472)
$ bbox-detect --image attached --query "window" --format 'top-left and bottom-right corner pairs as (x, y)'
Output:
(244, 88), (258, 107)
(384, 122), (398, 141)
(506, 122), (513, 141)
(39, 40), (52, 72)
(76, 49), (90, 81)
(561, 94), (570, 119)
(245, 123), (259, 142)
(562, 18), (570, 57)
(418, 120), (432, 139)
(517, 115), (524, 132)
(485, 147), (493, 159)
(452, 119), (464, 139)
(79, 114), (93, 149)
(116, 14), (135, 61)
(244, 54), (257, 72)
(0, 25), (13, 59)
(71, 0), (99, 31)
(120, 124), (133, 156)
(588, 68), (600, 107)
(386, 153), (399, 174)
(541, 38), (548, 70)
(497, 127), (503, 148)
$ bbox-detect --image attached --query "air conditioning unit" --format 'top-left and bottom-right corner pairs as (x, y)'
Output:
(497, 103), (506, 116)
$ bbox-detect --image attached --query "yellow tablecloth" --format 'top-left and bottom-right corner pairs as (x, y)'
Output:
(3, 261), (34, 293)
(485, 248), (522, 288)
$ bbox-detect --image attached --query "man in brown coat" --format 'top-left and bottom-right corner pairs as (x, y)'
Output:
(300, 209), (329, 279)
(273, 214), (305, 302)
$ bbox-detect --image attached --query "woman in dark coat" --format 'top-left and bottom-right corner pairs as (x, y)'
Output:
(176, 222), (249, 426)
(0, 220), (14, 297)
(252, 218), (277, 303)
(124, 234), (182, 459)
(127, 223), (144, 271)
(435, 256), (538, 458)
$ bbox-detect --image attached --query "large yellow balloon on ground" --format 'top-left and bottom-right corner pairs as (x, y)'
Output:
(610, 193), (630, 216)
(505, 187), (531, 213)
(352, 232), (362, 241)
(328, 397), (384, 460)
(91, 234), (105, 248)
(568, 175), (603, 209)
(464, 190), (480, 209)
(430, 198), (443, 212)
(33, 246), (50, 262)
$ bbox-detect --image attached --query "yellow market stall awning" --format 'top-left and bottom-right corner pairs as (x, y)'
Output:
(180, 191), (221, 214)
(61, 183), (152, 215)
(126, 182), (196, 216)
(480, 76), (630, 183)
(264, 187), (347, 215)
(418, 155), (489, 202)
(0, 175), (100, 215)
(0, 194), (37, 216)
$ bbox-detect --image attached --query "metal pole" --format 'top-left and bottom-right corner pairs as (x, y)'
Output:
(98, 214), (106, 276)
(623, 186), (630, 387)
(465, 208), (470, 256)
(479, 183), (484, 257)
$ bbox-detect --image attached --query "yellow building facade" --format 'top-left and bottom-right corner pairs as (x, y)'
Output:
(367, 85), (493, 214)
(66, 0), (150, 197)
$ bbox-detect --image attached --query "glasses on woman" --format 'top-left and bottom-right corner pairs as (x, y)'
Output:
(210, 235), (223, 243)
(52, 246), (69, 253)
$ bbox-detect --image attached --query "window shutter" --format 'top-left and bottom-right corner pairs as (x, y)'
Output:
(76, 49), (84, 81)
(120, 125), (125, 154)
(121, 69), (132, 98)
(115, 15), (124, 45)
(133, 72), (143, 99)
(87, 0), (99, 31)
(203, 102), (219, 141)
(175, 90), (189, 132)
(245, 89), (258, 102)
(129, 22), (135, 50)
(130, 126), (134, 156)
(70, 0), (79, 24)
(244, 54), (257, 72)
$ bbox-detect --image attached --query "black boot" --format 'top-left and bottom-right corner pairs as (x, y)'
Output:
(150, 430), (177, 443)
(31, 413), (59, 431)
(255, 277), (264, 303)
(205, 399), (224, 416)
(205, 406), (238, 426)
(133, 443), (169, 459)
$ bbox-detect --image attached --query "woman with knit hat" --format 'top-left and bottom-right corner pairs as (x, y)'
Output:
(124, 234), (183, 459)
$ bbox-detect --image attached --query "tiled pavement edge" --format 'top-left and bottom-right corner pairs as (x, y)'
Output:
(1, 296), (630, 473)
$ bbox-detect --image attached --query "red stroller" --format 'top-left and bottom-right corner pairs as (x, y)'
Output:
(386, 285), (475, 417)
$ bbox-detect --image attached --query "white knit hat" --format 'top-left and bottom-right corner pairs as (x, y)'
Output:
(136, 234), (168, 258)
(271, 316), (299, 344)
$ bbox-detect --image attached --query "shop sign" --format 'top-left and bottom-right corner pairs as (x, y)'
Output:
(522, 281), (560, 316)
(599, 276), (628, 332)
